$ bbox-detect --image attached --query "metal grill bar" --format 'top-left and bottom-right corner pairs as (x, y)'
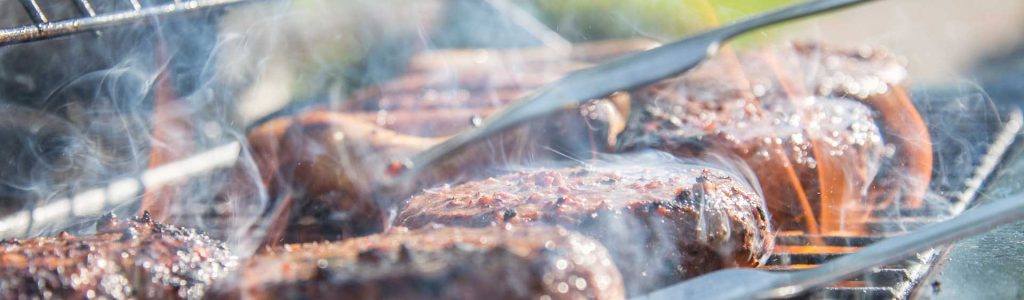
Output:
(0, 1), (1015, 297)
(761, 108), (1023, 299)
(128, 0), (143, 11)
(0, 142), (242, 238)
(1, 0), (255, 47)
(18, 0), (49, 24)
(74, 0), (98, 17)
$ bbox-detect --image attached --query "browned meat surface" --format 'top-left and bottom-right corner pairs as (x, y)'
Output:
(620, 42), (932, 233)
(395, 152), (772, 294)
(216, 40), (650, 245)
(349, 38), (657, 112)
(344, 39), (644, 150)
(0, 213), (237, 300)
(233, 109), (590, 246)
(239, 111), (439, 245)
(208, 226), (625, 300)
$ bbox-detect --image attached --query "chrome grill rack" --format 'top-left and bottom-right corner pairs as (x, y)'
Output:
(759, 105), (1022, 299)
(2, 0), (254, 46)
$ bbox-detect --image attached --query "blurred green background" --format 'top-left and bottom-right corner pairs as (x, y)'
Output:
(528, 0), (798, 42)
(276, 0), (801, 106)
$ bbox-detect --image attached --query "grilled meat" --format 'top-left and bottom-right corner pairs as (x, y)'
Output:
(348, 38), (657, 112)
(395, 152), (772, 294)
(0, 213), (237, 300)
(208, 225), (625, 300)
(235, 107), (618, 245)
(239, 111), (437, 245)
(620, 42), (932, 233)
(218, 40), (650, 245)
(344, 39), (646, 151)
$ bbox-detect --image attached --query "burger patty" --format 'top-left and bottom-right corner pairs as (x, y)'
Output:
(0, 213), (237, 300)
(395, 152), (772, 294)
(208, 225), (625, 300)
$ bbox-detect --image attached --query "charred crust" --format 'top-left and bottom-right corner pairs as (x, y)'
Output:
(397, 243), (415, 263)
(357, 248), (388, 264)
(0, 215), (236, 299)
(502, 208), (518, 222)
(96, 212), (121, 233)
(675, 188), (692, 203)
(395, 159), (771, 295)
(141, 211), (152, 223)
(119, 226), (139, 242)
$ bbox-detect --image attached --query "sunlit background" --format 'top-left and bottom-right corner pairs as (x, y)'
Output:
(219, 0), (1024, 125)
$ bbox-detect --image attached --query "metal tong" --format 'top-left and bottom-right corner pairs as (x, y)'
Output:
(642, 191), (1024, 300)
(382, 0), (875, 187)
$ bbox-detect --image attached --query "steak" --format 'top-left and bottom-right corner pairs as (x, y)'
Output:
(236, 111), (436, 245)
(620, 42), (932, 233)
(347, 38), (657, 112)
(208, 225), (625, 300)
(0, 213), (237, 300)
(394, 152), (773, 294)
(218, 40), (651, 245)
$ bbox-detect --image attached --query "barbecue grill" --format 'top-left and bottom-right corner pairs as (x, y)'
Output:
(1, 0), (249, 46)
(0, 1), (1021, 299)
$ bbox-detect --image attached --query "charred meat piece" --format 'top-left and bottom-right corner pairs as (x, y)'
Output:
(0, 213), (236, 300)
(236, 111), (436, 245)
(231, 109), (550, 245)
(348, 38), (657, 112)
(209, 225), (625, 300)
(620, 42), (932, 233)
(345, 39), (649, 151)
(395, 152), (773, 294)
(217, 40), (651, 245)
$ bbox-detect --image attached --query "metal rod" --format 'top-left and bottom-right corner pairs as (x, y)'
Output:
(18, 0), (49, 24)
(128, 0), (143, 11)
(776, 108), (1024, 298)
(0, 142), (241, 238)
(75, 0), (98, 17)
(0, 0), (255, 47)
(387, 0), (873, 189)
(952, 109), (1023, 212)
(770, 188), (1024, 299)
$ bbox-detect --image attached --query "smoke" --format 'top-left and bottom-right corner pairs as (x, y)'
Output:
(0, 1), (235, 240)
(0, 0), (1016, 274)
(397, 150), (771, 294)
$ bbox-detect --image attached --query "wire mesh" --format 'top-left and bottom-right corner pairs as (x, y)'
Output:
(0, 0), (254, 46)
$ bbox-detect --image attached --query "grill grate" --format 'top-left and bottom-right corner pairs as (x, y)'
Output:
(759, 108), (1023, 299)
(0, 1), (1019, 296)
(1, 0), (255, 46)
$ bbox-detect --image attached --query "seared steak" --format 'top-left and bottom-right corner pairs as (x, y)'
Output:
(620, 42), (932, 233)
(219, 40), (651, 245)
(395, 152), (772, 294)
(239, 111), (436, 244)
(208, 225), (625, 300)
(0, 213), (237, 300)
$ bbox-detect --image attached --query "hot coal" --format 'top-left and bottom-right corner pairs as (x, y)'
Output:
(208, 225), (625, 300)
(0, 212), (237, 300)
